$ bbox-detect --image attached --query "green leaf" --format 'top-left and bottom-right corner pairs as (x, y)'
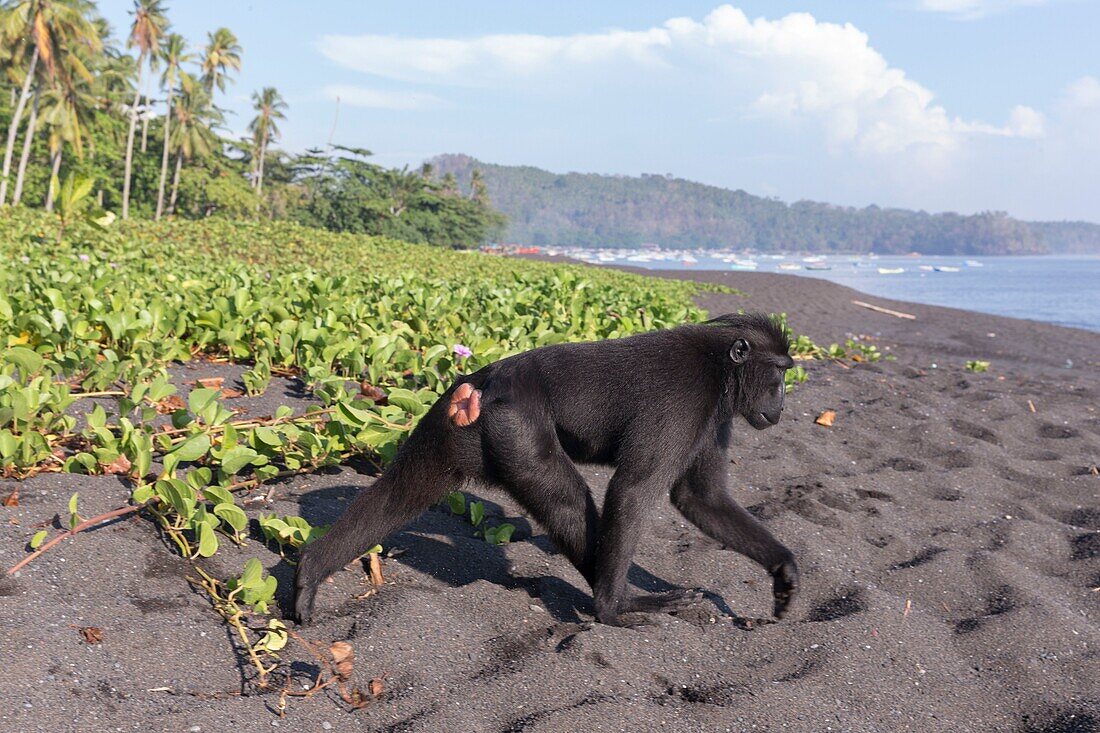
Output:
(131, 484), (154, 504)
(489, 523), (515, 545)
(68, 493), (80, 529)
(256, 619), (288, 652)
(213, 502), (248, 532)
(202, 485), (234, 505)
(239, 558), (263, 589)
(253, 426), (281, 447)
(219, 446), (260, 474)
(469, 500), (484, 528)
(187, 388), (221, 416)
(171, 433), (211, 463)
(30, 530), (48, 549)
(446, 491), (465, 515)
(4, 347), (43, 376)
(386, 388), (424, 415)
(195, 520), (218, 557)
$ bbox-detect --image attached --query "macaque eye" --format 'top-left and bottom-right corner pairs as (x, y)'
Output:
(730, 338), (751, 364)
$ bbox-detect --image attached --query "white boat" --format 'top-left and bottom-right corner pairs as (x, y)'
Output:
(918, 265), (934, 271)
(878, 267), (905, 275)
(778, 263), (802, 271)
(934, 265), (961, 272)
(965, 260), (984, 267)
(804, 263), (832, 271)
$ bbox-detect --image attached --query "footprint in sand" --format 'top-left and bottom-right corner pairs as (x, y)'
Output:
(1070, 533), (1099, 561)
(953, 584), (1019, 634)
(1038, 423), (1080, 440)
(950, 419), (1002, 445)
(807, 588), (865, 622)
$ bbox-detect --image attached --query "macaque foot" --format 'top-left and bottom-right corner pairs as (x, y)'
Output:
(770, 557), (800, 620)
(620, 587), (706, 615)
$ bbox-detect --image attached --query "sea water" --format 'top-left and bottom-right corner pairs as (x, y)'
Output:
(562, 251), (1100, 332)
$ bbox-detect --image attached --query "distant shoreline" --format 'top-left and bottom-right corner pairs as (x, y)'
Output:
(521, 252), (1100, 335)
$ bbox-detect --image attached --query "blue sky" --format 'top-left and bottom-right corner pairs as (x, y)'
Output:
(96, 0), (1099, 222)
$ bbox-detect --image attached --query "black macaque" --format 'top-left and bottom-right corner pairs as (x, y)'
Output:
(294, 312), (799, 627)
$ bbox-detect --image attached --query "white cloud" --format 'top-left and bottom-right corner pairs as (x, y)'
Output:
(1060, 76), (1100, 110)
(916, 0), (1051, 19)
(322, 84), (444, 110)
(319, 5), (1040, 158)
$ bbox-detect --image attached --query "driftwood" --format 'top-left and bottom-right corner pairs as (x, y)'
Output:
(851, 300), (916, 320)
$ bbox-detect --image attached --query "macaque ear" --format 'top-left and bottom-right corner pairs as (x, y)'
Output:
(730, 338), (751, 364)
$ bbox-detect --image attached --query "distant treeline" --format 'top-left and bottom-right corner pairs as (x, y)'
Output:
(430, 154), (1100, 255)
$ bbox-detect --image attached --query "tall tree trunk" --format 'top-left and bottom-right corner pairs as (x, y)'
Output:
(121, 60), (146, 219)
(12, 86), (41, 206)
(44, 146), (62, 212)
(256, 132), (268, 198)
(0, 45), (40, 206)
(155, 86), (174, 220)
(140, 96), (150, 153)
(168, 151), (182, 215)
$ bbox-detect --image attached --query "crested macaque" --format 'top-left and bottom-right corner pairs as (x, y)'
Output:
(295, 313), (799, 627)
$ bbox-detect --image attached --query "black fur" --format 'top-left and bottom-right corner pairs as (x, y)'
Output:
(294, 312), (799, 626)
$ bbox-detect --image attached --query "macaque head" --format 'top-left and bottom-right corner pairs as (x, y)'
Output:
(713, 313), (795, 430)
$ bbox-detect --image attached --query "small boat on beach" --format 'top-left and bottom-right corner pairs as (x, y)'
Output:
(878, 267), (905, 275)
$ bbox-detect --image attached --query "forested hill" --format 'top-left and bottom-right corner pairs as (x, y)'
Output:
(429, 154), (1100, 255)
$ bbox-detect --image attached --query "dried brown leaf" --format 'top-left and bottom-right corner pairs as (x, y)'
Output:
(79, 626), (103, 644)
(220, 388), (245, 399)
(196, 377), (225, 390)
(100, 454), (132, 475)
(2, 488), (19, 507)
(359, 382), (387, 404)
(329, 641), (354, 680)
(342, 686), (369, 709)
(368, 677), (384, 697)
(815, 410), (836, 427)
(155, 395), (186, 414)
(368, 553), (384, 588)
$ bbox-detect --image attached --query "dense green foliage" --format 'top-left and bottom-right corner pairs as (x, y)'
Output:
(431, 154), (1100, 254)
(0, 208), (710, 476)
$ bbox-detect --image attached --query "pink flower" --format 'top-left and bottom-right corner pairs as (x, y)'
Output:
(78, 254), (90, 262)
(453, 344), (472, 359)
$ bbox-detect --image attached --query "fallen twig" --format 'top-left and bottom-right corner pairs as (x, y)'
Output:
(851, 300), (916, 320)
(7, 501), (150, 575)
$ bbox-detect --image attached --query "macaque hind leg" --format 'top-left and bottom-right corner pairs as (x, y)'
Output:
(592, 464), (701, 626)
(482, 408), (600, 584)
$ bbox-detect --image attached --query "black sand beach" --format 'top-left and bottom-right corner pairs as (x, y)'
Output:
(2, 268), (1098, 732)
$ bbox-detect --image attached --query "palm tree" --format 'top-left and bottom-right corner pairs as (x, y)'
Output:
(121, 0), (168, 219)
(199, 27), (241, 96)
(154, 32), (189, 219)
(10, 83), (40, 205)
(166, 76), (217, 215)
(0, 0), (100, 206)
(469, 168), (487, 202)
(40, 69), (94, 211)
(246, 86), (286, 198)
